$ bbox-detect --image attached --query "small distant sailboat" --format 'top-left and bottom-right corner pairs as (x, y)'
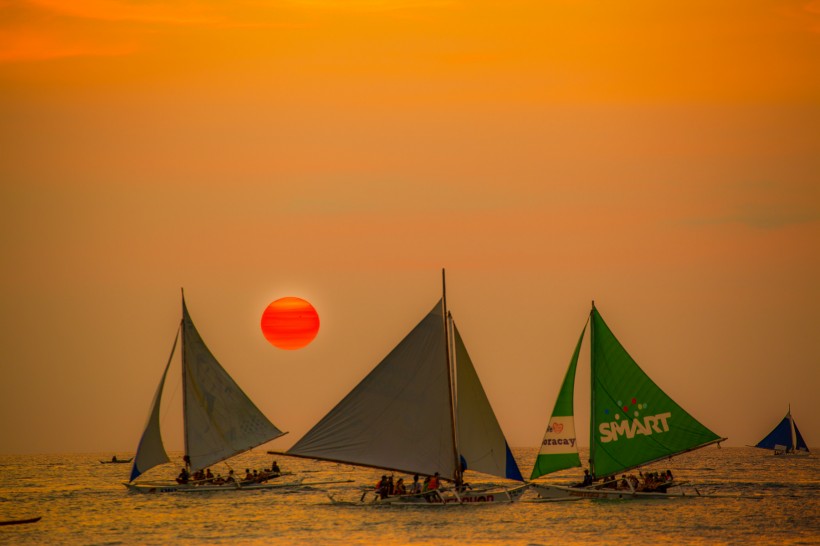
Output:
(276, 270), (527, 504)
(530, 302), (726, 500)
(124, 292), (298, 493)
(100, 456), (133, 464)
(753, 407), (810, 456)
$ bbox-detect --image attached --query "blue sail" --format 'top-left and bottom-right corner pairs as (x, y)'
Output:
(794, 421), (810, 452)
(754, 417), (792, 450)
(755, 410), (810, 453)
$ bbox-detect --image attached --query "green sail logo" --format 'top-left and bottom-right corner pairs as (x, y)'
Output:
(598, 397), (671, 443)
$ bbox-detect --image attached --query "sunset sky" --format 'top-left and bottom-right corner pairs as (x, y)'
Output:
(1, 0), (818, 456)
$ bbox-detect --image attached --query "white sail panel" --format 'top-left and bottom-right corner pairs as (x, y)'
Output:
(453, 325), (523, 481)
(130, 329), (177, 481)
(182, 301), (285, 471)
(790, 414), (798, 451)
(537, 416), (578, 456)
(288, 301), (457, 478)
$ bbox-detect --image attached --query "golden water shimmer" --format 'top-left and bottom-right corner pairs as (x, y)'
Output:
(1, 447), (817, 544)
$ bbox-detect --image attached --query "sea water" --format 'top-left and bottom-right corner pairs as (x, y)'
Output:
(0, 447), (817, 545)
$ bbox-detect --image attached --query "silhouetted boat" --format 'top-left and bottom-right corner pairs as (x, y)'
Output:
(753, 406), (810, 456)
(100, 457), (133, 464)
(124, 291), (299, 493)
(0, 516), (41, 526)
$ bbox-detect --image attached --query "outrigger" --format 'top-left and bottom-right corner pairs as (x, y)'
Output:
(272, 270), (528, 505)
(529, 302), (726, 500)
(125, 292), (346, 494)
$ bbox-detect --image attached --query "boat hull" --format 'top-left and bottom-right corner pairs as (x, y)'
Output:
(0, 516), (41, 526)
(368, 484), (530, 505)
(774, 450), (810, 457)
(530, 483), (697, 500)
(124, 478), (304, 494)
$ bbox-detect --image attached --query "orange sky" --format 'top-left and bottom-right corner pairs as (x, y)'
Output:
(1, 0), (818, 455)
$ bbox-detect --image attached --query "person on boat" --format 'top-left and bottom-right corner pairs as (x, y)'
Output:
(576, 469), (593, 488)
(628, 473), (639, 490)
(176, 467), (189, 484)
(641, 471), (655, 491)
(213, 474), (225, 485)
(205, 468), (214, 483)
(410, 475), (421, 494)
(665, 469), (674, 482)
(111, 455), (118, 462)
(270, 460), (281, 474)
(376, 475), (390, 499)
(394, 478), (407, 495)
(619, 474), (629, 490)
(428, 472), (441, 491)
(225, 470), (236, 484)
(422, 474), (440, 501)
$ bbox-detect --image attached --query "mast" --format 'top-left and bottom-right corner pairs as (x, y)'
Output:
(789, 405), (797, 452)
(588, 300), (596, 478)
(442, 268), (462, 485)
(449, 310), (462, 482)
(180, 288), (189, 469)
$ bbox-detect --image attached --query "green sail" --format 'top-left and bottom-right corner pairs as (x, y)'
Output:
(530, 321), (587, 479)
(589, 306), (721, 478)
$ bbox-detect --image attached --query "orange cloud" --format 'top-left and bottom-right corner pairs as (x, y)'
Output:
(0, 1), (286, 63)
(0, 25), (136, 62)
(24, 0), (225, 25)
(2, 0), (819, 103)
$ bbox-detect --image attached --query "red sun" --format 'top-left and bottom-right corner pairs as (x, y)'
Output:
(261, 297), (320, 350)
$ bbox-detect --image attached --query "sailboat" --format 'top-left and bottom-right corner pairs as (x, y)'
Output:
(124, 292), (299, 493)
(100, 456), (133, 464)
(530, 302), (726, 500)
(753, 407), (810, 456)
(275, 271), (527, 504)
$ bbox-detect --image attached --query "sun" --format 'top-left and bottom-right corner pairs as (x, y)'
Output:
(260, 297), (320, 350)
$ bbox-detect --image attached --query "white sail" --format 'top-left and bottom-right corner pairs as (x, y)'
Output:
(129, 329), (177, 481)
(287, 300), (457, 478)
(453, 324), (523, 481)
(182, 299), (285, 471)
(789, 412), (797, 451)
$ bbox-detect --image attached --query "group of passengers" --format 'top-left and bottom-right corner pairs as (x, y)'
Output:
(374, 472), (441, 499)
(635, 469), (674, 492)
(576, 468), (675, 493)
(176, 467), (236, 485)
(175, 459), (282, 486)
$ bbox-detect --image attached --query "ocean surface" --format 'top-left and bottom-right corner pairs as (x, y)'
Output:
(1, 447), (817, 545)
